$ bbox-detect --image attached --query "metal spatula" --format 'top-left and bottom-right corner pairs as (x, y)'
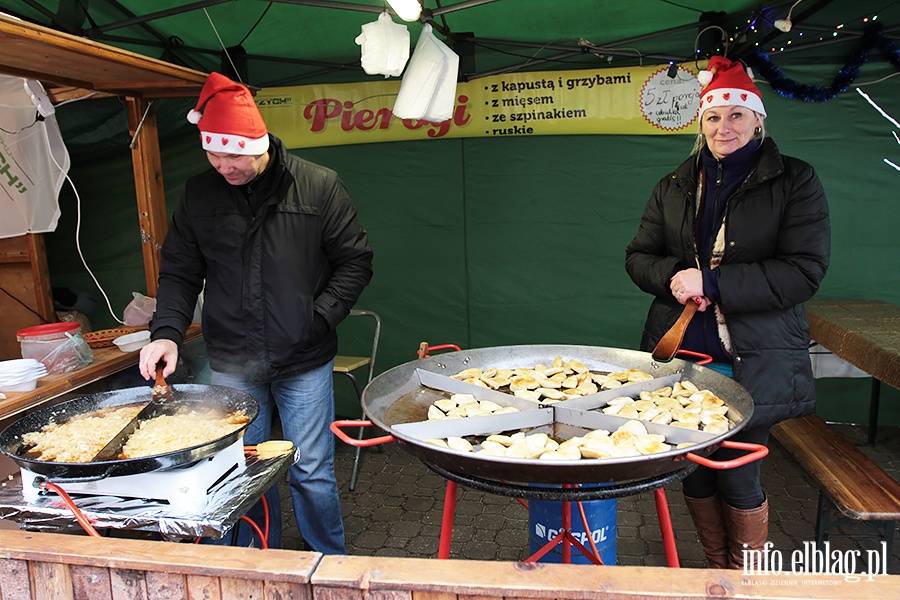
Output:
(92, 361), (172, 462)
(651, 302), (699, 363)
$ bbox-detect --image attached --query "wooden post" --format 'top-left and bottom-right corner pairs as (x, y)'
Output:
(126, 97), (167, 297)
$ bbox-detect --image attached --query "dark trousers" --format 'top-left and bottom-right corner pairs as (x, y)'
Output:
(682, 425), (770, 510)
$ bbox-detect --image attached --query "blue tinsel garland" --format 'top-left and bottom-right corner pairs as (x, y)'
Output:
(742, 24), (900, 102)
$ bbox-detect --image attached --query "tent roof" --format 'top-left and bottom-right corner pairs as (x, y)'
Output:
(2, 1), (898, 89)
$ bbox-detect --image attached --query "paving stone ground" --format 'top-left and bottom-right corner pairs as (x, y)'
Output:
(277, 421), (900, 573)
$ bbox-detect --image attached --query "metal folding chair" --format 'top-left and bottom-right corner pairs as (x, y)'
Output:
(333, 309), (381, 491)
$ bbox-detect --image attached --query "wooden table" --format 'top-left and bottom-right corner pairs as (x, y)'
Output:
(0, 324), (201, 421)
(805, 299), (900, 443)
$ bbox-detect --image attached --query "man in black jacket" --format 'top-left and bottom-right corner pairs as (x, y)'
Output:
(139, 72), (373, 553)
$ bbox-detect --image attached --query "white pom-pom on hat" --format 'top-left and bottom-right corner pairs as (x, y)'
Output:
(187, 109), (202, 124)
(698, 69), (714, 86)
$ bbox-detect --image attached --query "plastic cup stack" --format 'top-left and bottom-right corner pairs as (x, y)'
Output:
(0, 358), (48, 393)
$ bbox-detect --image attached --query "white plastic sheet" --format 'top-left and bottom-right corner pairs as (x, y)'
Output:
(392, 24), (460, 122)
(356, 12), (410, 78)
(0, 75), (69, 239)
(809, 342), (869, 379)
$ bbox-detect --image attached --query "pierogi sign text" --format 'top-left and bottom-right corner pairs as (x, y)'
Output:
(257, 63), (700, 149)
(302, 95), (472, 139)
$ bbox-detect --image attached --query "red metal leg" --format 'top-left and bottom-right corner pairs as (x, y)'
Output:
(562, 497), (572, 563)
(438, 480), (458, 559)
(654, 487), (680, 568)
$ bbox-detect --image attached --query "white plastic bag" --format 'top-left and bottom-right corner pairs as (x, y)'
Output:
(0, 75), (69, 239)
(123, 292), (157, 326)
(356, 12), (410, 78)
(392, 24), (459, 122)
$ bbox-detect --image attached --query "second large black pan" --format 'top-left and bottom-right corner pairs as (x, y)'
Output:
(0, 384), (258, 480)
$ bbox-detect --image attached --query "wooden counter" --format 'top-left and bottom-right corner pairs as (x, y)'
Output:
(806, 299), (900, 390)
(805, 299), (900, 443)
(1, 529), (898, 599)
(0, 324), (201, 420)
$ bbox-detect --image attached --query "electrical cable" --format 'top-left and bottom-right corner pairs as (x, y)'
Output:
(39, 480), (102, 537)
(203, 8), (243, 84)
(240, 515), (269, 549)
(0, 285), (50, 323)
(41, 116), (126, 326)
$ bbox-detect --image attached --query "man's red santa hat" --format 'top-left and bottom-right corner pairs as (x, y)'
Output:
(697, 56), (767, 118)
(187, 72), (269, 155)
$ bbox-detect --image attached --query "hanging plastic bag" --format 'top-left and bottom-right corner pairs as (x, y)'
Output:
(356, 12), (410, 78)
(123, 292), (157, 326)
(0, 75), (70, 239)
(392, 24), (459, 122)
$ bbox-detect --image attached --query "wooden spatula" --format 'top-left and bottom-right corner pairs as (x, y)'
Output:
(151, 360), (174, 402)
(651, 302), (699, 363)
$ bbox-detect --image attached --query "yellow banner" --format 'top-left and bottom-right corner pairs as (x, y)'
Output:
(257, 64), (701, 149)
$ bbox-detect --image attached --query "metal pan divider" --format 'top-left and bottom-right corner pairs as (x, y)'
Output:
(555, 373), (685, 411)
(553, 405), (719, 447)
(393, 407), (554, 440)
(415, 369), (543, 412)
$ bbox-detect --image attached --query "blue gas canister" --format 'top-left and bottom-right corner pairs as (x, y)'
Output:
(528, 491), (617, 565)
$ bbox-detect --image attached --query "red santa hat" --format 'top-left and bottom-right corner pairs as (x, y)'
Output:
(697, 56), (767, 118)
(187, 72), (269, 155)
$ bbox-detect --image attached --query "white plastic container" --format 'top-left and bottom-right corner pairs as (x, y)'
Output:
(0, 377), (38, 393)
(16, 322), (82, 373)
(0, 358), (45, 392)
(113, 330), (151, 352)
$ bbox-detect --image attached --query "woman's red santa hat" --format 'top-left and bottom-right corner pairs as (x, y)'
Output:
(187, 72), (269, 155)
(697, 56), (767, 118)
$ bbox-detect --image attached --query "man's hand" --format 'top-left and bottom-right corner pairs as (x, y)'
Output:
(139, 339), (179, 380)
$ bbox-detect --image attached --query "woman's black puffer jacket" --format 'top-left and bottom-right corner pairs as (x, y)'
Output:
(625, 138), (831, 428)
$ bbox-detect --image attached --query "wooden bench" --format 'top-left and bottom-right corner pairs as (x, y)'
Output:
(771, 415), (900, 553)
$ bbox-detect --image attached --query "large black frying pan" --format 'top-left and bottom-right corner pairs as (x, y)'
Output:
(0, 384), (258, 480)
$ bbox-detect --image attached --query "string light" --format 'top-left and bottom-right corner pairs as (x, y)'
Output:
(745, 21), (900, 103)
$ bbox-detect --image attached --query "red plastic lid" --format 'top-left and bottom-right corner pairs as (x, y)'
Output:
(16, 322), (81, 337)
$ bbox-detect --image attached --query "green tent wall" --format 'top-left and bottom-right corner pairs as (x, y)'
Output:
(44, 61), (900, 424)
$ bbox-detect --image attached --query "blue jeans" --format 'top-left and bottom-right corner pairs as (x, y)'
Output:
(211, 361), (346, 554)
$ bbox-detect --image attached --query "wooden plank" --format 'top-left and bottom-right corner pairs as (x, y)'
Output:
(145, 571), (187, 600)
(110, 568), (148, 600)
(220, 575), (263, 599)
(333, 356), (370, 373)
(312, 554), (900, 599)
(31, 561), (74, 600)
(0, 325), (202, 420)
(772, 416), (900, 519)
(263, 580), (310, 600)
(71, 564), (112, 600)
(126, 97), (167, 298)
(25, 234), (55, 323)
(0, 557), (32, 599)
(185, 575), (220, 600)
(0, 235), (52, 361)
(0, 14), (207, 98)
(0, 530), (319, 585)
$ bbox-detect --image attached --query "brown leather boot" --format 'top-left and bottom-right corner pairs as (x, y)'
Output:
(721, 498), (769, 570)
(683, 493), (729, 569)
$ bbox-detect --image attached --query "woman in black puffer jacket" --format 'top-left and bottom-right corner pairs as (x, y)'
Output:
(626, 56), (830, 570)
